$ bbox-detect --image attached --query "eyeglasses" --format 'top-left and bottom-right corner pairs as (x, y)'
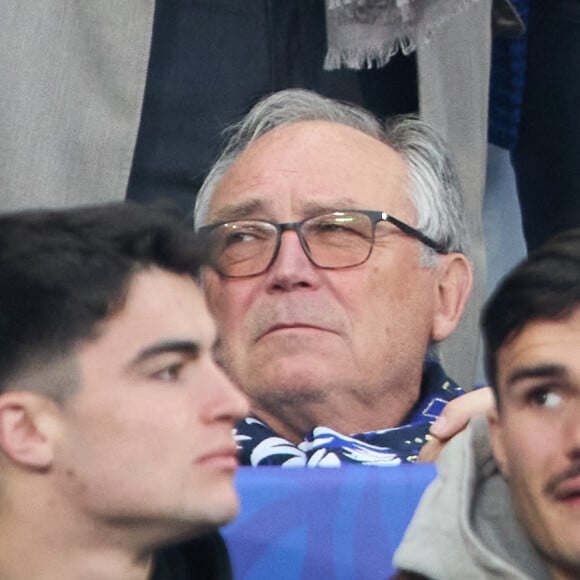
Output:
(199, 209), (447, 278)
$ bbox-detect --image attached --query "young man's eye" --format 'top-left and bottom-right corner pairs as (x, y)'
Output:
(152, 363), (184, 382)
(527, 387), (562, 408)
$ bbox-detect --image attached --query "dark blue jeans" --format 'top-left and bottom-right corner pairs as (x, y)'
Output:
(512, 0), (580, 251)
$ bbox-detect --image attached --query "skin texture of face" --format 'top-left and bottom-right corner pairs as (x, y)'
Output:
(204, 120), (461, 442)
(51, 268), (249, 547)
(489, 309), (580, 580)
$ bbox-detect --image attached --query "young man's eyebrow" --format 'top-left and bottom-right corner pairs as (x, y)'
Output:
(129, 340), (200, 367)
(506, 363), (567, 387)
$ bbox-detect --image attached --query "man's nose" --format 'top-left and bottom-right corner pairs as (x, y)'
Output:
(207, 363), (250, 422)
(266, 230), (320, 290)
(560, 396), (580, 460)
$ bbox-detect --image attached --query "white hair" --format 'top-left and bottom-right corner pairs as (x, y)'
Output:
(194, 89), (469, 261)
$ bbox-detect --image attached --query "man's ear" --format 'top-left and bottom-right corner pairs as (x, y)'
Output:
(0, 392), (59, 470)
(431, 253), (473, 342)
(487, 406), (509, 478)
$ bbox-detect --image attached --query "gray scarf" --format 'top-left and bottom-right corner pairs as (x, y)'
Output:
(324, 0), (484, 69)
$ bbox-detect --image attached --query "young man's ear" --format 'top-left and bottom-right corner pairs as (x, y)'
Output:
(487, 406), (510, 479)
(0, 392), (60, 470)
(431, 252), (473, 342)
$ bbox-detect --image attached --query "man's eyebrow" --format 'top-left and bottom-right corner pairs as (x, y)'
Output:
(129, 340), (200, 367)
(506, 363), (567, 387)
(301, 198), (361, 215)
(211, 199), (266, 222)
(210, 197), (363, 223)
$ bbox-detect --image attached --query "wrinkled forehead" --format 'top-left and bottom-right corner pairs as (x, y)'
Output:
(208, 120), (412, 223)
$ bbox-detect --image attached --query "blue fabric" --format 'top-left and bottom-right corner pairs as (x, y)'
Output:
(488, 0), (530, 149)
(235, 359), (464, 467)
(224, 464), (437, 580)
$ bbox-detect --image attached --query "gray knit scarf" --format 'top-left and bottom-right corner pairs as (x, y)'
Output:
(324, 0), (484, 70)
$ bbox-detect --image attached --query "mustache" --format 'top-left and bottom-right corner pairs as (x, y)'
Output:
(248, 300), (345, 340)
(545, 463), (580, 497)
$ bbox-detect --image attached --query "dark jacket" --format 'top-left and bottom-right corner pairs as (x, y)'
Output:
(152, 532), (232, 580)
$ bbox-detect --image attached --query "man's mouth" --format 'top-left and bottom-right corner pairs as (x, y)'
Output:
(197, 446), (239, 471)
(553, 475), (580, 504)
(259, 323), (332, 340)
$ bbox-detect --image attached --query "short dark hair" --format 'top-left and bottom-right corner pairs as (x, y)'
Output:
(0, 202), (208, 398)
(482, 228), (580, 400)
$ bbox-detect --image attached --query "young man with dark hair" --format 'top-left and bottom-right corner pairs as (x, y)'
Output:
(0, 202), (248, 579)
(394, 228), (580, 579)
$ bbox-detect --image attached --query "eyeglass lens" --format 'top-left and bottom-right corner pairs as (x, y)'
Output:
(208, 212), (374, 277)
(302, 212), (373, 268)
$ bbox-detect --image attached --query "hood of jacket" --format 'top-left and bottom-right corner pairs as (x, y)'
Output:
(393, 415), (550, 580)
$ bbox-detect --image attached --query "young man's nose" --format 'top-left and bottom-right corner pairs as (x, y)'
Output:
(204, 363), (250, 422)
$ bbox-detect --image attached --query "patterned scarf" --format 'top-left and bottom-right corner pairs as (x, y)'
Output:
(235, 359), (464, 467)
(324, 0), (484, 70)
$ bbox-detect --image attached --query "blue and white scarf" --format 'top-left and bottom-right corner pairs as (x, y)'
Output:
(235, 359), (464, 467)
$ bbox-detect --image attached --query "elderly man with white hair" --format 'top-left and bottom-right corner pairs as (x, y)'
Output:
(195, 89), (491, 467)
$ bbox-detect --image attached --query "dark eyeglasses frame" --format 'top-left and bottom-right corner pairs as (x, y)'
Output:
(199, 209), (447, 278)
